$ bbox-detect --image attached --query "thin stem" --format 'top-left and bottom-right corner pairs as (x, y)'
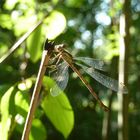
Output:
(21, 50), (51, 140)
(0, 15), (47, 64)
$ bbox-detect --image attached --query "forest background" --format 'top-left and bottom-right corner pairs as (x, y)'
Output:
(0, 0), (139, 140)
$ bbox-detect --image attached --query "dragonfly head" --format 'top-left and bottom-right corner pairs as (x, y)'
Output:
(54, 44), (66, 52)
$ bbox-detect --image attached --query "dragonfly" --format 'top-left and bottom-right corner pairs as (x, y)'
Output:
(48, 44), (128, 111)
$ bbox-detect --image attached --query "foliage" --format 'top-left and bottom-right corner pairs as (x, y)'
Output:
(42, 77), (74, 139)
(0, 76), (74, 140)
(0, 0), (140, 140)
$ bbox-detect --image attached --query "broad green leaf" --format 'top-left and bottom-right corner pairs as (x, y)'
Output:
(29, 119), (47, 140)
(44, 11), (66, 39)
(15, 91), (29, 117)
(26, 25), (42, 63)
(0, 86), (17, 140)
(41, 77), (74, 139)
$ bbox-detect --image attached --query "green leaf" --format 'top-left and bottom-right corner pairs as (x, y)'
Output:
(66, 0), (84, 7)
(0, 86), (17, 140)
(4, 0), (18, 10)
(0, 85), (11, 103)
(0, 14), (12, 29)
(15, 91), (29, 117)
(26, 25), (42, 63)
(0, 122), (1, 138)
(41, 77), (74, 139)
(29, 119), (47, 140)
(44, 11), (66, 40)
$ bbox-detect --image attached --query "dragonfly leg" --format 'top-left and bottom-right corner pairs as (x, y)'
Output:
(56, 54), (63, 65)
(44, 52), (62, 67)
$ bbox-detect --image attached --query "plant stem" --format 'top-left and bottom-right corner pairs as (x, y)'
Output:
(21, 50), (51, 140)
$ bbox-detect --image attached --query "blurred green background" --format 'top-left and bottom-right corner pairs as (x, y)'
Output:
(0, 0), (139, 140)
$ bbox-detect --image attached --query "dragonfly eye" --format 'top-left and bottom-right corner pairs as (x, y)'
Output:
(55, 44), (65, 52)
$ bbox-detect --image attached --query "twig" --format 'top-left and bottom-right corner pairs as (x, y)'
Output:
(21, 40), (54, 140)
(0, 7), (55, 64)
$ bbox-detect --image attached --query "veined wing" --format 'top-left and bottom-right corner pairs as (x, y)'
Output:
(74, 57), (106, 71)
(50, 61), (69, 96)
(76, 63), (128, 93)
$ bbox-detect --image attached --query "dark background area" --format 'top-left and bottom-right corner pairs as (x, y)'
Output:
(0, 0), (140, 140)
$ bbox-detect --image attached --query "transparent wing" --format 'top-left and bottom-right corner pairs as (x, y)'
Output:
(76, 63), (128, 93)
(74, 57), (107, 71)
(50, 61), (69, 96)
